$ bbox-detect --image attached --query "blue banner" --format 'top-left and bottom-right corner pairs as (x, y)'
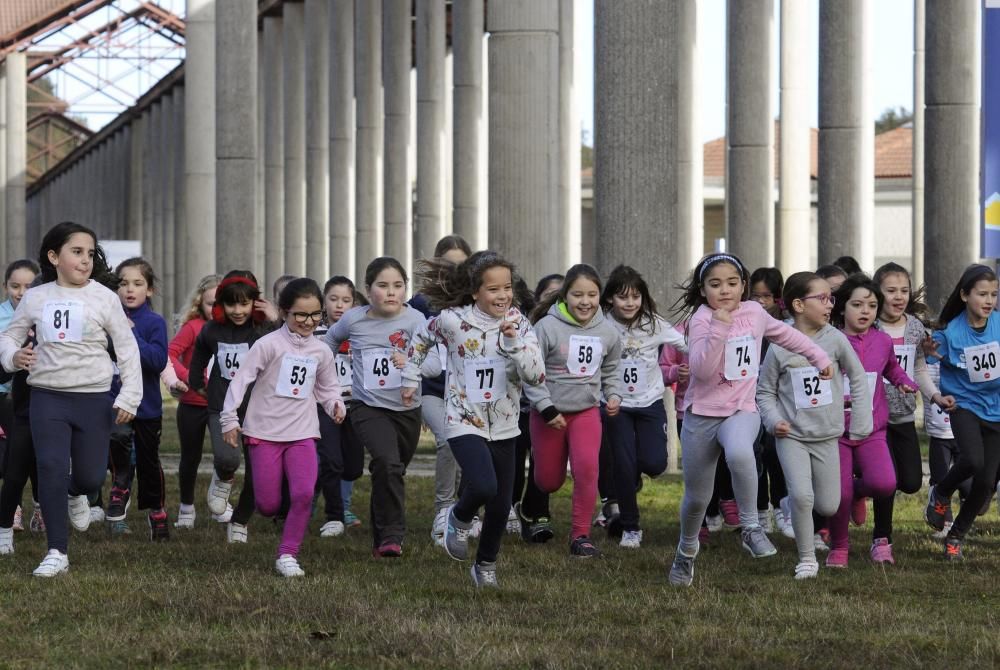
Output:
(983, 1), (1000, 257)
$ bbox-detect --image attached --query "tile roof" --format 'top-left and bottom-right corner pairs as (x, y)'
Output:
(1, 0), (79, 44)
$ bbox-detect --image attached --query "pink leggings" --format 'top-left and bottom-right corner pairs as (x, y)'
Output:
(829, 429), (897, 552)
(530, 407), (602, 539)
(248, 437), (318, 558)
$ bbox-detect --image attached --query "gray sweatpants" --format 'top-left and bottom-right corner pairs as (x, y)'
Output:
(678, 410), (762, 556)
(422, 394), (460, 511)
(208, 412), (243, 479)
(775, 436), (841, 564)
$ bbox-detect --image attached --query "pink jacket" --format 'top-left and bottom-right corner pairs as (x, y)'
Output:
(220, 325), (345, 442)
(659, 320), (688, 413)
(684, 301), (832, 417)
(842, 328), (915, 435)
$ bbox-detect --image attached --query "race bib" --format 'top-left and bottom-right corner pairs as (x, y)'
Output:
(362, 348), (402, 390)
(275, 354), (318, 399)
(335, 353), (352, 388)
(40, 300), (85, 343)
(619, 358), (648, 396)
(965, 342), (1000, 383)
(567, 335), (602, 377)
(843, 371), (878, 409)
(724, 334), (758, 381)
(893, 344), (916, 380)
(926, 402), (952, 433)
(790, 367), (832, 409)
(216, 342), (249, 380)
(464, 356), (507, 403)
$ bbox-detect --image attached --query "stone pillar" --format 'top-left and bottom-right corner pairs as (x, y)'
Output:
(185, 0), (216, 283)
(255, 29), (265, 276)
(161, 91), (177, 317)
(215, 0), (258, 274)
(594, 0), (679, 308)
(329, 0), (355, 279)
(452, 0), (485, 249)
(0, 60), (6, 262)
(818, 0), (865, 267)
(145, 103), (160, 261)
(559, 0), (581, 266)
(912, 0), (925, 285)
(306, 0), (331, 280)
(725, 0), (773, 272)
(383, 0), (412, 268)
(925, 0), (980, 309)
(488, 1), (560, 284)
(416, 0), (446, 261)
(128, 115), (144, 240)
(5, 52), (26, 259)
(677, 0), (704, 271)
(355, 0), (383, 280)
(263, 16), (285, 288)
(778, 0), (811, 273)
(283, 2), (306, 276)
(172, 88), (186, 316)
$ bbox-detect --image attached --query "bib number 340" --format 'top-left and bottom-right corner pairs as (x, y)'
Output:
(965, 342), (1000, 383)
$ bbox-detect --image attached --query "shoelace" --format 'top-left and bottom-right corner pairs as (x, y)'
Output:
(454, 526), (470, 542)
(933, 501), (949, 516)
(478, 568), (498, 586)
(946, 542), (961, 557)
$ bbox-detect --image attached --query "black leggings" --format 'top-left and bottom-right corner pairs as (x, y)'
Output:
(0, 414), (38, 527)
(110, 416), (165, 511)
(176, 402), (209, 506)
(756, 429), (786, 510)
(928, 436), (972, 502)
(872, 421), (923, 542)
(0, 394), (12, 479)
(449, 434), (516, 564)
(315, 409), (364, 522)
(938, 408), (1000, 539)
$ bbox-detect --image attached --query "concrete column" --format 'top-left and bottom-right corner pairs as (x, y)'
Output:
(677, 0), (704, 271)
(383, 0), (412, 269)
(161, 92), (177, 317)
(778, 0), (811, 272)
(594, 1), (679, 309)
(215, 0), (258, 274)
(145, 104), (160, 260)
(558, 0), (581, 266)
(860, 2), (874, 271)
(255, 29), (265, 277)
(355, 0), (383, 278)
(452, 0), (485, 248)
(172, 88), (186, 316)
(306, 0), (331, 280)
(282, 2), (306, 276)
(330, 0), (355, 279)
(912, 0), (925, 285)
(0, 60), (6, 262)
(185, 0), (216, 282)
(488, 1), (560, 284)
(925, 0), (980, 309)
(818, 1), (866, 267)
(263, 16), (285, 288)
(725, 0), (773, 271)
(416, 0), (446, 260)
(5, 52), (26, 259)
(128, 115), (144, 240)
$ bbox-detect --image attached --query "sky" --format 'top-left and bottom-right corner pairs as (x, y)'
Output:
(577, 0), (916, 144)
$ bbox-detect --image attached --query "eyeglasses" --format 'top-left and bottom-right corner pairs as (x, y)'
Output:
(291, 311), (324, 324)
(750, 292), (774, 301)
(802, 294), (836, 306)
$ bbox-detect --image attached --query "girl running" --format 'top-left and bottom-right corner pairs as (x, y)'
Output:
(924, 359), (969, 539)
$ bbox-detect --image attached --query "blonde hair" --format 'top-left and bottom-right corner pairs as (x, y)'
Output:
(176, 274), (222, 329)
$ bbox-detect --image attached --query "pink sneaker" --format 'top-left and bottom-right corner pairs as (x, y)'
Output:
(826, 548), (849, 569)
(818, 527), (831, 546)
(698, 526), (710, 547)
(719, 499), (740, 528)
(12, 506), (23, 532)
(851, 497), (867, 526)
(870, 537), (895, 564)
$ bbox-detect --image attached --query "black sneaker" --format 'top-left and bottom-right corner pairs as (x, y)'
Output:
(924, 486), (951, 532)
(603, 500), (623, 539)
(106, 486), (130, 522)
(570, 535), (601, 559)
(516, 503), (554, 544)
(944, 536), (963, 561)
(148, 510), (170, 542)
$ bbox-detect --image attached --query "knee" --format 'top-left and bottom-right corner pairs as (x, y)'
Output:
(533, 467), (564, 493)
(466, 477), (498, 505)
(638, 451), (667, 477)
(216, 448), (241, 473)
(897, 471), (922, 495)
(872, 473), (898, 499)
(962, 451), (985, 474)
(256, 499), (279, 517)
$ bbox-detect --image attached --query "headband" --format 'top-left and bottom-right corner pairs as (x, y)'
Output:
(698, 254), (745, 283)
(211, 276), (264, 324)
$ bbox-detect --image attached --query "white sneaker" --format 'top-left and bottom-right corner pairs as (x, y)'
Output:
(89, 506), (106, 524)
(207, 473), (233, 516)
(794, 560), (819, 580)
(175, 506), (196, 529)
(431, 507), (448, 546)
(505, 507), (521, 535)
(275, 554), (305, 577)
(212, 503), (234, 523)
(227, 522), (248, 544)
(320, 520), (345, 537)
(619, 529), (643, 549)
(68, 495), (91, 531)
(813, 533), (829, 552)
(705, 514), (724, 532)
(32, 549), (69, 577)
(758, 506), (775, 534)
(932, 520), (953, 540)
(0, 527), (13, 555)
(469, 516), (482, 539)
(779, 497), (795, 539)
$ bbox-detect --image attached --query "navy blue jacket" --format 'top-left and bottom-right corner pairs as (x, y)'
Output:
(113, 301), (168, 420)
(408, 294), (445, 398)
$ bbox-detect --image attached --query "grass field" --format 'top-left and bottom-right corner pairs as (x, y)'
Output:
(3, 456), (1000, 669)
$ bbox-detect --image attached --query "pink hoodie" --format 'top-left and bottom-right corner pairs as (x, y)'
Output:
(842, 327), (915, 435)
(659, 320), (689, 414)
(684, 300), (832, 417)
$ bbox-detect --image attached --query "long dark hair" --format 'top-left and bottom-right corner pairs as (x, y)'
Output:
(415, 250), (517, 312)
(670, 253), (750, 324)
(831, 273), (883, 329)
(782, 271), (823, 316)
(937, 264), (999, 327)
(601, 264), (659, 333)
(872, 261), (929, 322)
(38, 221), (98, 283)
(531, 263), (603, 324)
(278, 277), (323, 312)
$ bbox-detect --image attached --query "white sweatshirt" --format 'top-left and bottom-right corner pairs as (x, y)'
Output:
(608, 314), (688, 408)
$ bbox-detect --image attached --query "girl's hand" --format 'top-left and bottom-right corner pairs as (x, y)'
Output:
(677, 364), (690, 384)
(333, 402), (347, 423)
(898, 384), (917, 394)
(114, 408), (135, 425)
(933, 393), (957, 412)
(547, 414), (567, 430)
(922, 334), (943, 360)
(774, 420), (791, 438)
(127, 318), (135, 328)
(13, 343), (35, 370)
(223, 427), (242, 448)
(605, 396), (622, 417)
(500, 320), (517, 339)
(171, 381), (189, 397)
(712, 308), (732, 325)
(401, 387), (416, 407)
(391, 351), (407, 369)
(817, 365), (833, 380)
(255, 299), (279, 323)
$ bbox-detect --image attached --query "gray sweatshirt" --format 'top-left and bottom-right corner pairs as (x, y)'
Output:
(756, 324), (873, 442)
(523, 302), (623, 417)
